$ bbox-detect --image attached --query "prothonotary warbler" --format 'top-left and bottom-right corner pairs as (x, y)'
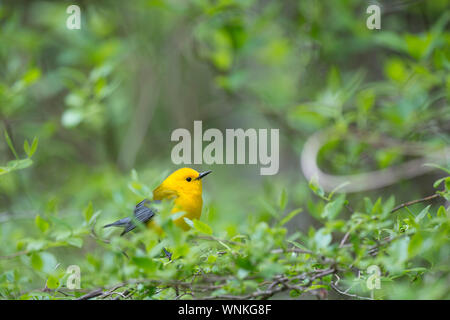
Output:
(103, 167), (212, 236)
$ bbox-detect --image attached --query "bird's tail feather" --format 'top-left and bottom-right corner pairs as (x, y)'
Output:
(103, 217), (131, 228)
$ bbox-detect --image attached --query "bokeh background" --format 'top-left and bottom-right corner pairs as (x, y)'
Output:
(0, 0), (449, 299)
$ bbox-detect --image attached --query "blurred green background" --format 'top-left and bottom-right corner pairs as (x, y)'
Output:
(0, 0), (449, 299)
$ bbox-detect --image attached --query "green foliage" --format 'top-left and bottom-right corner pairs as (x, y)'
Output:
(1, 0), (449, 300)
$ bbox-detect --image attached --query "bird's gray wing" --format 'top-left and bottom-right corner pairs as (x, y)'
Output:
(104, 199), (158, 236)
(120, 199), (157, 236)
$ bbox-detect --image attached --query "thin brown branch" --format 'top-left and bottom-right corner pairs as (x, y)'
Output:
(330, 282), (373, 300)
(0, 250), (29, 260)
(390, 193), (440, 213)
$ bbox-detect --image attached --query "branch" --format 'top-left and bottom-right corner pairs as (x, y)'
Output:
(301, 129), (450, 193)
(390, 193), (440, 213)
(330, 282), (373, 300)
(0, 250), (29, 260)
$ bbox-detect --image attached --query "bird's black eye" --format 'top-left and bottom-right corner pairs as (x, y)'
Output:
(186, 177), (192, 182)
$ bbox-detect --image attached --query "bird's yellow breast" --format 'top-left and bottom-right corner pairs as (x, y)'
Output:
(146, 195), (202, 233)
(172, 194), (203, 230)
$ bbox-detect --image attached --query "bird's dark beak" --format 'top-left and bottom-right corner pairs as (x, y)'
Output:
(196, 170), (212, 180)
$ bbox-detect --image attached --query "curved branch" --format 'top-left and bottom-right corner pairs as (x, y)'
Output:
(300, 130), (450, 193)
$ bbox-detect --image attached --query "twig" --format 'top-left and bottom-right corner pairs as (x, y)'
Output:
(77, 288), (103, 300)
(339, 220), (363, 248)
(0, 250), (29, 260)
(193, 235), (242, 246)
(330, 282), (373, 300)
(390, 194), (440, 213)
(301, 129), (450, 193)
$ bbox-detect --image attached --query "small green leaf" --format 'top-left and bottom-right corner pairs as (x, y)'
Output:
(23, 137), (38, 158)
(35, 215), (50, 233)
(67, 237), (83, 248)
(371, 197), (382, 214)
(433, 177), (448, 189)
(279, 208), (303, 226)
(183, 217), (194, 228)
(309, 177), (326, 200)
(408, 232), (423, 257)
(287, 240), (310, 252)
(24, 139), (31, 157)
(322, 194), (346, 220)
(26, 137), (39, 157)
(31, 253), (43, 271)
(131, 257), (156, 271)
(26, 240), (47, 252)
(415, 205), (430, 223)
(4, 130), (19, 159)
(289, 289), (302, 297)
(314, 228), (332, 249)
(305, 284), (328, 292)
(192, 219), (213, 235)
(7, 158), (33, 170)
(83, 202), (94, 223)
(46, 275), (60, 290)
(436, 206), (446, 218)
(364, 197), (373, 213)
(279, 189), (288, 210)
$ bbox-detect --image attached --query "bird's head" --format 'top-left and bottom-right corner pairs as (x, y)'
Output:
(153, 167), (212, 200)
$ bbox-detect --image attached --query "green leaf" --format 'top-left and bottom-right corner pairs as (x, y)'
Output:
(88, 210), (102, 225)
(26, 137), (39, 157)
(83, 202), (94, 223)
(433, 176), (448, 189)
(207, 255), (217, 263)
(408, 233), (423, 257)
(192, 219), (213, 235)
(31, 253), (43, 271)
(279, 188), (288, 210)
(24, 140), (31, 157)
(26, 240), (47, 252)
(0, 167), (9, 176)
(289, 289), (302, 297)
(67, 237), (83, 248)
(364, 197), (373, 213)
(279, 208), (303, 226)
(7, 158), (33, 170)
(183, 217), (194, 228)
(371, 197), (382, 214)
(321, 194), (346, 220)
(415, 205), (430, 223)
(305, 284), (328, 292)
(436, 206), (447, 218)
(314, 229), (332, 249)
(328, 182), (350, 200)
(46, 275), (60, 290)
(309, 177), (326, 200)
(287, 240), (310, 252)
(23, 68), (41, 84)
(4, 130), (19, 159)
(381, 195), (395, 218)
(35, 215), (50, 233)
(131, 257), (156, 271)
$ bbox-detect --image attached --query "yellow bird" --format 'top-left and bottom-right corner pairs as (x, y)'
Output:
(103, 167), (212, 236)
